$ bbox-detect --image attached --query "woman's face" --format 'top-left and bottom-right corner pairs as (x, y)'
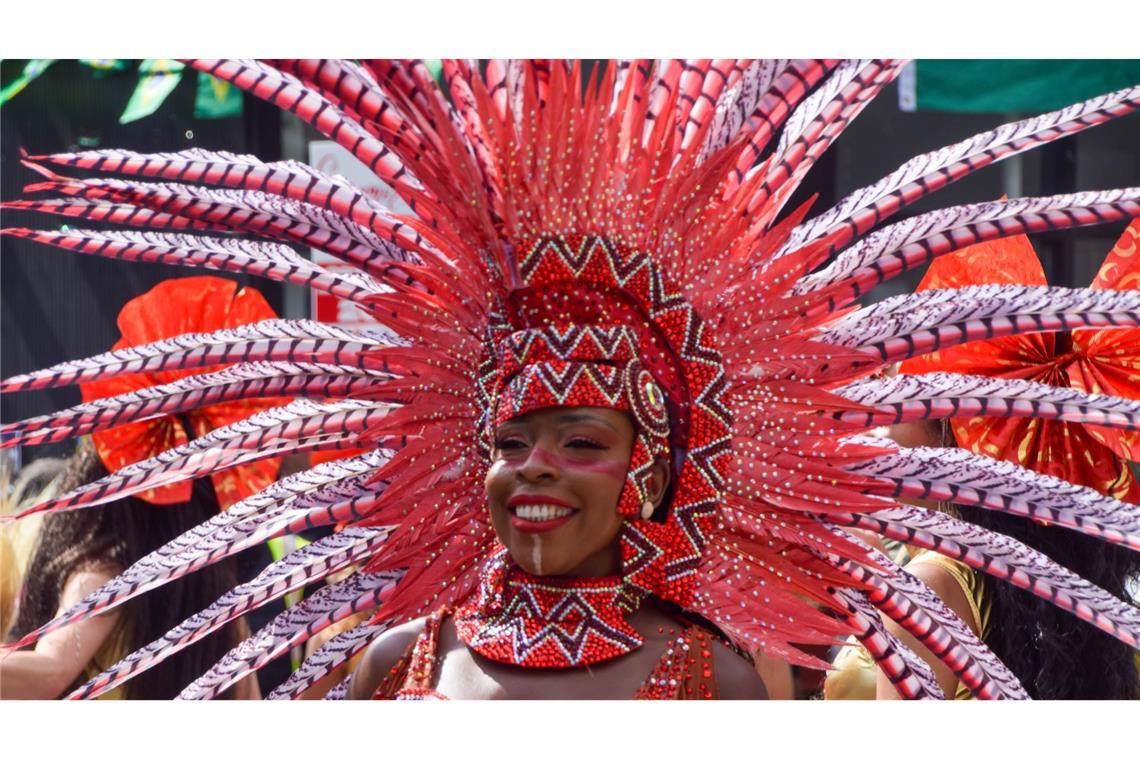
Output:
(485, 406), (646, 578)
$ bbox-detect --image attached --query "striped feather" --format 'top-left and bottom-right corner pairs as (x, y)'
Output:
(1, 197), (231, 232)
(68, 532), (396, 699)
(796, 189), (1140, 294)
(779, 84), (1140, 261)
(677, 59), (737, 151)
(1, 227), (387, 304)
(183, 60), (429, 217)
(324, 678), (351, 700)
(701, 59), (790, 160)
(642, 59), (684, 145)
(178, 563), (400, 700)
(0, 450), (395, 654)
(774, 59), (875, 157)
(20, 148), (399, 229)
(830, 506), (1140, 649)
(268, 620), (389, 699)
(832, 587), (944, 699)
(834, 372), (1140, 430)
(272, 60), (427, 155)
(24, 175), (429, 276)
(7, 399), (398, 518)
(0, 320), (400, 393)
(728, 60), (840, 188)
(824, 539), (1029, 699)
(2, 361), (397, 448)
(747, 61), (905, 219)
(818, 284), (1140, 362)
(439, 59), (502, 211)
(843, 441), (1140, 550)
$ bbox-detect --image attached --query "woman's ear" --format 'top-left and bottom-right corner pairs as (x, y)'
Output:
(647, 457), (671, 508)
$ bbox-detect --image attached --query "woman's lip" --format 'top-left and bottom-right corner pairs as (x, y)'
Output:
(510, 512), (576, 534)
(506, 494), (575, 509)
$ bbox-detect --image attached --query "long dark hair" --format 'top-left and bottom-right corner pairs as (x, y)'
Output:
(11, 444), (245, 699)
(956, 503), (1139, 699)
(928, 420), (1139, 699)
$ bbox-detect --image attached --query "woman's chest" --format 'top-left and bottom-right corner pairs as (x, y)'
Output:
(431, 641), (669, 699)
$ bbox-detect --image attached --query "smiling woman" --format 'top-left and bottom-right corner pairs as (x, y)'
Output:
(4, 60), (1139, 702)
(347, 318), (770, 699)
(486, 407), (667, 578)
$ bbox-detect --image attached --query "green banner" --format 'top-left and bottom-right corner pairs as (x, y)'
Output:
(902, 60), (1140, 114)
(194, 70), (243, 119)
(120, 59), (185, 124)
(0, 59), (56, 106)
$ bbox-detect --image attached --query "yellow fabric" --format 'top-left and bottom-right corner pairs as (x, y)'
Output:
(908, 550), (991, 640)
(824, 551), (989, 701)
(80, 619), (131, 700)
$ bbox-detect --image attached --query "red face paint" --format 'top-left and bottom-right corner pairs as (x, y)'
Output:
(509, 446), (629, 480)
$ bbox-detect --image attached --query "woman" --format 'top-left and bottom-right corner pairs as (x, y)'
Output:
(827, 226), (1140, 700)
(2, 443), (258, 699)
(828, 417), (1139, 700)
(3, 61), (1140, 700)
(350, 405), (767, 698)
(1, 275), (283, 699)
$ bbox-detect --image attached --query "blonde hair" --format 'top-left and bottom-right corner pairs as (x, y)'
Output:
(1, 456), (67, 639)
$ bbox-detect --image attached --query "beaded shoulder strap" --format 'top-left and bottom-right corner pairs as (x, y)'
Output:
(634, 624), (719, 700)
(371, 606), (451, 700)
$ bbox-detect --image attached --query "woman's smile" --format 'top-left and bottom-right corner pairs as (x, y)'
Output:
(507, 494), (579, 532)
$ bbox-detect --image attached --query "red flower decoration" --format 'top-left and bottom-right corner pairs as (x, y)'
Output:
(80, 276), (288, 508)
(899, 221), (1140, 502)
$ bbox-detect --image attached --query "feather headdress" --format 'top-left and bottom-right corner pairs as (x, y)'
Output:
(2, 59), (1139, 699)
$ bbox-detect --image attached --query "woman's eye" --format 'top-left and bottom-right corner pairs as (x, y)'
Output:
(494, 438), (527, 451)
(566, 437), (606, 450)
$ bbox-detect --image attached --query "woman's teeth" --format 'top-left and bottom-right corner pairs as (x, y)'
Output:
(513, 504), (574, 522)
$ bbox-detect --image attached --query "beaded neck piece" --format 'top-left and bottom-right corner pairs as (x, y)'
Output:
(454, 548), (647, 668)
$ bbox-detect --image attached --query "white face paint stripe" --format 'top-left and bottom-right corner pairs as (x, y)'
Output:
(531, 539), (543, 575)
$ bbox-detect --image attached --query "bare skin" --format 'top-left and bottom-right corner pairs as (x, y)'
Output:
(875, 561), (979, 700)
(350, 406), (767, 699)
(349, 600), (767, 699)
(0, 563), (122, 699)
(0, 562), (260, 700)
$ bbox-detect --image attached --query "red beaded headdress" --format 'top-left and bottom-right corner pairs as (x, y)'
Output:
(3, 60), (1140, 699)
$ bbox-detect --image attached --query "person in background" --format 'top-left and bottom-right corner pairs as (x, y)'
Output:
(1, 276), (288, 699)
(826, 226), (1140, 700)
(2, 442), (259, 699)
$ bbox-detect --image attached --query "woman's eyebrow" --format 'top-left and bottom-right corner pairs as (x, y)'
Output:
(557, 412), (617, 431)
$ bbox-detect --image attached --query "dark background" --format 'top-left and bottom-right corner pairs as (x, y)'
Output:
(1, 61), (286, 459)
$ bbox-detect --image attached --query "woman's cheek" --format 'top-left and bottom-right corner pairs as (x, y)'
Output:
(484, 459), (512, 492)
(560, 456), (628, 481)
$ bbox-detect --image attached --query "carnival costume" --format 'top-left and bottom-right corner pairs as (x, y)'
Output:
(2, 60), (1139, 700)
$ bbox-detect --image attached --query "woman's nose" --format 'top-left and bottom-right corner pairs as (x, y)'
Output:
(517, 441), (560, 481)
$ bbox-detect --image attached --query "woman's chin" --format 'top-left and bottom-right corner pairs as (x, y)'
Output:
(507, 542), (566, 577)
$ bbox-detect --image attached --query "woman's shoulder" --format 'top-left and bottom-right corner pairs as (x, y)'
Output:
(347, 615), (431, 699)
(60, 561), (123, 606)
(904, 553), (982, 635)
(708, 633), (769, 699)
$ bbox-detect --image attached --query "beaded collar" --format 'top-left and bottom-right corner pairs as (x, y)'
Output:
(454, 548), (647, 668)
